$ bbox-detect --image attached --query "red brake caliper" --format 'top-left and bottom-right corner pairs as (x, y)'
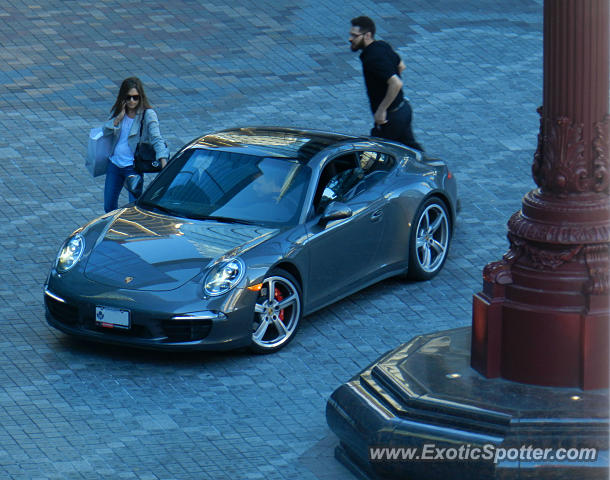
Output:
(274, 287), (285, 322)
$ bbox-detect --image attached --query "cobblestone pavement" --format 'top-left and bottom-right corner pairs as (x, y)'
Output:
(0, 1), (543, 479)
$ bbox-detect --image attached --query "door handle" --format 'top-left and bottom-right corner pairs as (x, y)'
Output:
(370, 209), (383, 222)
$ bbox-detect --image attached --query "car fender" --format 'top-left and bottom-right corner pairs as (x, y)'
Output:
(238, 225), (308, 297)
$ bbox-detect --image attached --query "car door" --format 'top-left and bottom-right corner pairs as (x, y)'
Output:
(353, 151), (398, 270)
(303, 152), (389, 309)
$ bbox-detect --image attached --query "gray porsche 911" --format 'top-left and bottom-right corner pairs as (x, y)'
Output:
(45, 127), (458, 353)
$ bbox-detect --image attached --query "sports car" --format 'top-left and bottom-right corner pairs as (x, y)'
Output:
(45, 127), (458, 353)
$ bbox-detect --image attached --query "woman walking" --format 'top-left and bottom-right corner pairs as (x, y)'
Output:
(103, 77), (168, 212)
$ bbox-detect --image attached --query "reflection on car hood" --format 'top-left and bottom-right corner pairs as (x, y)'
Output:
(84, 207), (278, 291)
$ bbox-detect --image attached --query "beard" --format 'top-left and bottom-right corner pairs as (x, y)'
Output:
(350, 40), (362, 52)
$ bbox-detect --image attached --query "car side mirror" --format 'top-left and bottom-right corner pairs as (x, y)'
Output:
(319, 202), (352, 227)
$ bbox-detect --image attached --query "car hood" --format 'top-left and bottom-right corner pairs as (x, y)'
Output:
(83, 207), (278, 291)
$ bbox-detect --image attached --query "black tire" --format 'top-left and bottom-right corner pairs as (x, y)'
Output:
(407, 197), (451, 281)
(250, 269), (302, 354)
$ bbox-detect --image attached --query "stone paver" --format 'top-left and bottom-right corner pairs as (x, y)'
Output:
(0, 0), (543, 479)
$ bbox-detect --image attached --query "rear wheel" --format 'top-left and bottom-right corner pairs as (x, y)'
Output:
(407, 197), (451, 280)
(250, 269), (302, 353)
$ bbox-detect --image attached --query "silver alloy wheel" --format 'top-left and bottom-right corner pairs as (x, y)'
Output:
(252, 274), (301, 351)
(414, 203), (450, 273)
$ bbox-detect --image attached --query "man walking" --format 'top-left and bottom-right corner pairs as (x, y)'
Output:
(349, 16), (423, 151)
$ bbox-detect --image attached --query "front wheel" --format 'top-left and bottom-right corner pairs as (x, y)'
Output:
(250, 269), (302, 354)
(407, 197), (451, 280)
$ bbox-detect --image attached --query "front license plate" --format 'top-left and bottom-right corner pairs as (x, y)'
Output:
(95, 306), (130, 329)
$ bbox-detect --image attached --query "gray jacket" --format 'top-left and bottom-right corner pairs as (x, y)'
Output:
(103, 108), (169, 161)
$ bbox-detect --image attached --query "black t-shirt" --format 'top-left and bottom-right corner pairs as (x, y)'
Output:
(359, 40), (404, 112)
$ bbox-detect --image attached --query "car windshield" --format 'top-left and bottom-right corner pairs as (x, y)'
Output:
(138, 148), (311, 226)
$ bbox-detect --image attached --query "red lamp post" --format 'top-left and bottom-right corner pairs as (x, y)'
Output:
(472, 0), (609, 390)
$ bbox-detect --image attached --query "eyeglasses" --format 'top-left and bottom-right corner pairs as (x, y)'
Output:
(126, 95), (140, 101)
(349, 31), (367, 39)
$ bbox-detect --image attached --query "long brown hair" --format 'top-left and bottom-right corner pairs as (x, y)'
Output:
(109, 77), (152, 118)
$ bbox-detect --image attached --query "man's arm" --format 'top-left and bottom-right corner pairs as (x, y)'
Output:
(374, 74), (402, 125)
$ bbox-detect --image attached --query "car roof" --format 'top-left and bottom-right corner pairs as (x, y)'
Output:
(189, 126), (362, 162)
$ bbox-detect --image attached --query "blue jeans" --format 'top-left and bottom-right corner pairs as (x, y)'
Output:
(104, 162), (138, 213)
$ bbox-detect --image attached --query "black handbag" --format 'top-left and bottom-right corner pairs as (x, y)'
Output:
(134, 110), (163, 174)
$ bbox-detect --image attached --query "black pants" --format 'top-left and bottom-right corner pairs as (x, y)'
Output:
(371, 100), (423, 151)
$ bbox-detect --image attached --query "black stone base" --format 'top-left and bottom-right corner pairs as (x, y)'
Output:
(326, 327), (609, 479)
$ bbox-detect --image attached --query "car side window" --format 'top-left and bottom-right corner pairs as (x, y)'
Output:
(357, 151), (395, 174)
(312, 151), (398, 213)
(348, 151), (395, 193)
(313, 153), (360, 211)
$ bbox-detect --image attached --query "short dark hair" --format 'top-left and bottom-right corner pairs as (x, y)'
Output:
(351, 16), (376, 37)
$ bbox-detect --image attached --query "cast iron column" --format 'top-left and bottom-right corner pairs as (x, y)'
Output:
(471, 0), (609, 389)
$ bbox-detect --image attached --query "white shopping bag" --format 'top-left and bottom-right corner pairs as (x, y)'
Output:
(86, 127), (112, 177)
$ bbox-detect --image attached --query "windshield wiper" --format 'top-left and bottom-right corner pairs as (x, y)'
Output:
(139, 201), (183, 217)
(138, 202), (256, 225)
(189, 215), (255, 225)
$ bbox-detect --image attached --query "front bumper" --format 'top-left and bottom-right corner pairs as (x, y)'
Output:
(44, 276), (256, 351)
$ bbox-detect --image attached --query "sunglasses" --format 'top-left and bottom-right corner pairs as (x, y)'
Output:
(126, 94), (140, 101)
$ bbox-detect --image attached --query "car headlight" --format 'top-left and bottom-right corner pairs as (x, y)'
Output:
(204, 258), (245, 296)
(55, 234), (85, 273)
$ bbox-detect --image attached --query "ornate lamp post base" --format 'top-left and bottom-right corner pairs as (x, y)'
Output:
(326, 327), (609, 480)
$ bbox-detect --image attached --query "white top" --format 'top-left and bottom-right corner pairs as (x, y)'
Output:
(109, 116), (135, 168)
